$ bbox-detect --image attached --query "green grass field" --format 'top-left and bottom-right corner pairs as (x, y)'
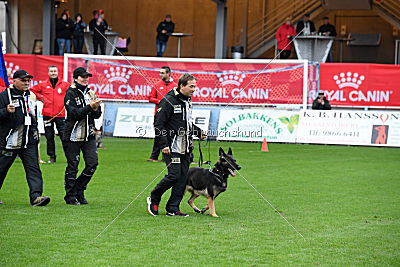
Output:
(0, 137), (399, 265)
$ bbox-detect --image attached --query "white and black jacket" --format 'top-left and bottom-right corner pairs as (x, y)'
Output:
(63, 83), (102, 142)
(154, 87), (202, 154)
(0, 85), (39, 150)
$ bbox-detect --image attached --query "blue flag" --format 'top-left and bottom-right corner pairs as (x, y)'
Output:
(0, 41), (9, 88)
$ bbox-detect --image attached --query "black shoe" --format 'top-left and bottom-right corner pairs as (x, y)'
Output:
(147, 197), (158, 216)
(64, 196), (80, 205)
(48, 156), (56, 163)
(31, 196), (51, 206)
(76, 191), (88, 205)
(166, 211), (189, 217)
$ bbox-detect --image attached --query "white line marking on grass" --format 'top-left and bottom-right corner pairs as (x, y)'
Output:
(94, 162), (171, 240)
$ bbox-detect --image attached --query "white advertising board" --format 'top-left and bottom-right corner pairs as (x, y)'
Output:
(217, 109), (300, 142)
(113, 107), (155, 138)
(113, 107), (211, 138)
(296, 110), (400, 147)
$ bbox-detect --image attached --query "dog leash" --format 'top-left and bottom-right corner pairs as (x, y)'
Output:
(198, 137), (211, 169)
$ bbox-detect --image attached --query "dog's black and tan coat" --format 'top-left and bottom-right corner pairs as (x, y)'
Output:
(185, 147), (241, 217)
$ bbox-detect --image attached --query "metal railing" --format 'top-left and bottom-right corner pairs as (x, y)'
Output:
(374, 0), (400, 21)
(240, 0), (323, 57)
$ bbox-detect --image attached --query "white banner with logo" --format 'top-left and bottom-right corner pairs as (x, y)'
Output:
(113, 107), (155, 138)
(217, 109), (300, 142)
(113, 107), (211, 138)
(296, 110), (400, 146)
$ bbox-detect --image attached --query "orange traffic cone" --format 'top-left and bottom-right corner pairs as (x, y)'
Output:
(261, 138), (269, 152)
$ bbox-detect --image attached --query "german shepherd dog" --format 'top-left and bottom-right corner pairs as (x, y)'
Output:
(185, 147), (241, 217)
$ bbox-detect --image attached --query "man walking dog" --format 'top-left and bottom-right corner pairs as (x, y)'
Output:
(147, 73), (206, 216)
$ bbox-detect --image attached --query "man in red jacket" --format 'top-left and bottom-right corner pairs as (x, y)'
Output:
(31, 65), (70, 163)
(148, 66), (177, 162)
(276, 16), (297, 59)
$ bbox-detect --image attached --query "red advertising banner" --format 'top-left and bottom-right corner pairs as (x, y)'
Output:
(67, 57), (308, 105)
(3, 54), (64, 87)
(319, 63), (400, 107)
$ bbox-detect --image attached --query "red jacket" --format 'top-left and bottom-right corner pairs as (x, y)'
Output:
(30, 78), (70, 117)
(276, 23), (296, 50)
(149, 80), (177, 115)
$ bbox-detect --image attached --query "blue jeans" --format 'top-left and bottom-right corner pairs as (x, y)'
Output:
(156, 39), (167, 57)
(57, 38), (71, 56)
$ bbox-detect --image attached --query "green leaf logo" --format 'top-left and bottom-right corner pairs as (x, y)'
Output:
(278, 115), (299, 134)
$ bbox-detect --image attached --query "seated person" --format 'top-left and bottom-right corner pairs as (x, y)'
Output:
(312, 91), (331, 110)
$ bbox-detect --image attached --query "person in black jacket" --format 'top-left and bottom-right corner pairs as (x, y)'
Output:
(89, 10), (108, 55)
(92, 15), (108, 55)
(296, 14), (316, 35)
(56, 12), (74, 55)
(0, 70), (50, 206)
(312, 91), (331, 110)
(73, 13), (86, 54)
(318, 17), (337, 62)
(156, 14), (175, 57)
(147, 73), (206, 217)
(63, 67), (102, 205)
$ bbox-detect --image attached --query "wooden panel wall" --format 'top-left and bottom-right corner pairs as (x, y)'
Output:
(16, 0), (397, 62)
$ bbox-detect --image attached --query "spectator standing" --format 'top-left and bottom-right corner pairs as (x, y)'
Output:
(312, 91), (331, 110)
(296, 14), (316, 35)
(56, 12), (74, 56)
(318, 17), (337, 37)
(0, 70), (50, 206)
(148, 66), (177, 162)
(276, 17), (297, 59)
(92, 14), (108, 55)
(88, 10), (99, 32)
(73, 13), (86, 54)
(319, 17), (337, 62)
(63, 67), (102, 205)
(156, 15), (175, 57)
(31, 65), (70, 163)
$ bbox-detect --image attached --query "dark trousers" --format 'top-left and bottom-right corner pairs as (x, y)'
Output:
(43, 116), (65, 158)
(73, 37), (84, 54)
(279, 50), (291, 59)
(93, 38), (106, 55)
(150, 137), (161, 160)
(0, 144), (43, 204)
(151, 152), (190, 212)
(64, 136), (98, 200)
